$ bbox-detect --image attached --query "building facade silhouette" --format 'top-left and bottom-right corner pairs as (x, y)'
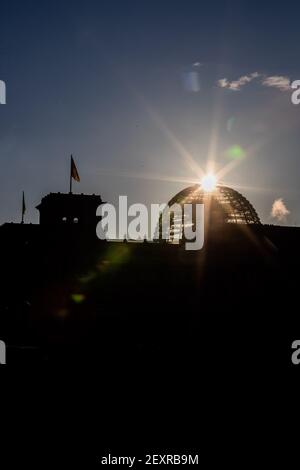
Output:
(36, 192), (104, 228)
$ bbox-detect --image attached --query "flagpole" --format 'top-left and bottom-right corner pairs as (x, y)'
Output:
(69, 156), (72, 194)
(21, 191), (25, 224)
(70, 155), (80, 193)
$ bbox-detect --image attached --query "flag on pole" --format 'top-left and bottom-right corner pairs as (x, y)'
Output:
(71, 155), (80, 182)
(22, 191), (26, 223)
(70, 155), (80, 193)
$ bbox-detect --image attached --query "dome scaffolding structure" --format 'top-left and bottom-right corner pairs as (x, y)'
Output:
(160, 184), (261, 242)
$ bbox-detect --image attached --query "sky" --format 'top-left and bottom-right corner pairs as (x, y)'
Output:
(1, 0), (300, 225)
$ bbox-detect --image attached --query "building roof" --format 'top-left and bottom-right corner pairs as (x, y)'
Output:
(36, 192), (103, 209)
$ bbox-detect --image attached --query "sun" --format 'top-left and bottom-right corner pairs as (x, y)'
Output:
(201, 173), (217, 192)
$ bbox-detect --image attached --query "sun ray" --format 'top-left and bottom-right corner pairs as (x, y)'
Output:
(94, 167), (200, 186)
(131, 92), (205, 179)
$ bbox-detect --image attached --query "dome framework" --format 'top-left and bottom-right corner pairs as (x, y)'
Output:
(161, 184), (261, 241)
(168, 184), (260, 225)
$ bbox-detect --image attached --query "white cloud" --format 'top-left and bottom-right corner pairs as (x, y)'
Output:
(217, 72), (260, 91)
(218, 78), (229, 88)
(271, 198), (290, 221)
(262, 75), (291, 91)
(217, 72), (291, 92)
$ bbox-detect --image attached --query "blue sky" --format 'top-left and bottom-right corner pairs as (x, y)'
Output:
(1, 1), (300, 224)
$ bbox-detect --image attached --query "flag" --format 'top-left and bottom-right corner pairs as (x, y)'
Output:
(22, 191), (26, 216)
(21, 191), (26, 223)
(71, 155), (80, 182)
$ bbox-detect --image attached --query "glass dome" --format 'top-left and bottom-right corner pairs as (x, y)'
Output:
(157, 184), (261, 242)
(168, 184), (261, 225)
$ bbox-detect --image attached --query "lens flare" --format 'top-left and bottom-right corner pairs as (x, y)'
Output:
(226, 145), (246, 161)
(201, 173), (217, 192)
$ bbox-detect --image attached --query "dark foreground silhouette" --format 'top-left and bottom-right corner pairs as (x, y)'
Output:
(0, 219), (298, 374)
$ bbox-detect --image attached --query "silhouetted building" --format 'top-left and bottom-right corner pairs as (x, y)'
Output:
(0, 183), (300, 366)
(36, 192), (104, 227)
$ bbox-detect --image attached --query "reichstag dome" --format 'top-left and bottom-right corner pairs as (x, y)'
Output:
(168, 184), (261, 225)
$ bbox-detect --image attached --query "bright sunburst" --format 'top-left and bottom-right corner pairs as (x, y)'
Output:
(201, 173), (217, 192)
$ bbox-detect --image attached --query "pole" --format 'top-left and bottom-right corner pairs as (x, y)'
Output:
(69, 156), (72, 194)
(21, 191), (25, 224)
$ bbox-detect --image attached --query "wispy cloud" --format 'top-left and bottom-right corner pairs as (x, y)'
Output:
(261, 75), (291, 91)
(217, 72), (291, 92)
(217, 72), (260, 91)
(271, 198), (290, 221)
